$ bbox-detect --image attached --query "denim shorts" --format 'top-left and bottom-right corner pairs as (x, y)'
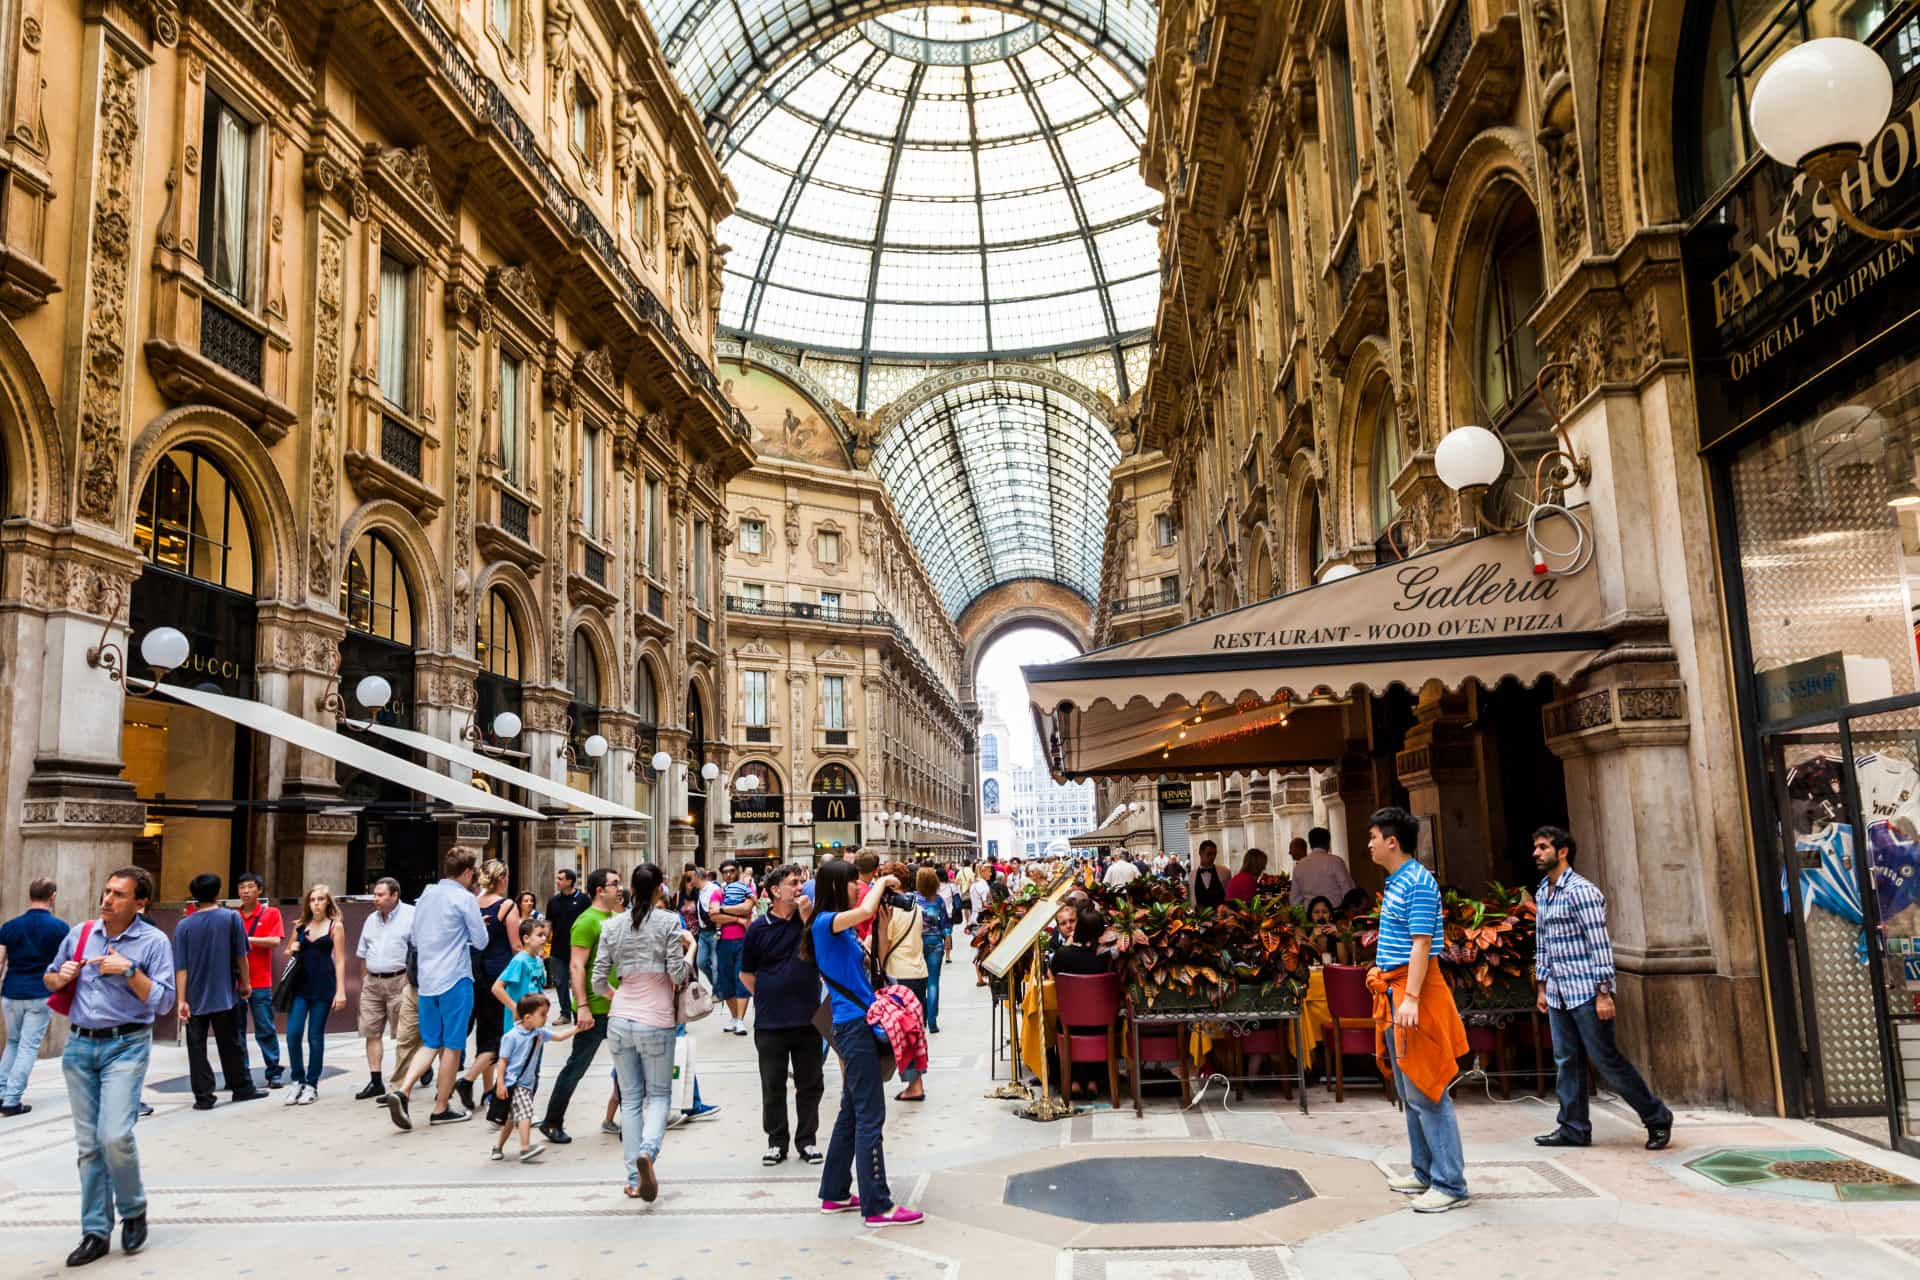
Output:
(417, 979), (474, 1051)
(713, 937), (747, 1000)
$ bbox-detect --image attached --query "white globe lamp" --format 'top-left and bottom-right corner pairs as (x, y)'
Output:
(492, 711), (522, 740)
(1749, 38), (1892, 171)
(1318, 563), (1360, 583)
(701, 762), (720, 783)
(140, 626), (191, 672)
(354, 675), (393, 711)
(1435, 425), (1507, 492)
(650, 749), (672, 773)
(583, 733), (608, 759)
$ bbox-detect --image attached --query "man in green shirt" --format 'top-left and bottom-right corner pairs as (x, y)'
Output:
(538, 867), (620, 1144)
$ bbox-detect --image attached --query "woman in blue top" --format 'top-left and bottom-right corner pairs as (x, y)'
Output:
(799, 859), (922, 1229)
(912, 867), (952, 1034)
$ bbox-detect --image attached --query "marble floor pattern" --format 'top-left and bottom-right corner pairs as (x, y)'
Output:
(1, 977), (1917, 1279)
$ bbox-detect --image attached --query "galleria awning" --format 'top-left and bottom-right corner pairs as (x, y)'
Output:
(153, 683), (544, 820)
(1024, 522), (1610, 781)
(365, 722), (649, 820)
(1068, 815), (1134, 848)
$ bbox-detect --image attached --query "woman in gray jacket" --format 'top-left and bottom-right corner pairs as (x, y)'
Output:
(592, 862), (693, 1201)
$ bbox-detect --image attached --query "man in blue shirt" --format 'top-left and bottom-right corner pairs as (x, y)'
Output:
(0, 877), (67, 1116)
(380, 848), (486, 1130)
(1530, 825), (1672, 1151)
(1368, 806), (1470, 1214)
(172, 874), (262, 1111)
(43, 866), (176, 1267)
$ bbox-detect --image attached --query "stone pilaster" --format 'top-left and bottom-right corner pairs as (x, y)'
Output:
(1395, 682), (1496, 893)
(1272, 772), (1316, 864)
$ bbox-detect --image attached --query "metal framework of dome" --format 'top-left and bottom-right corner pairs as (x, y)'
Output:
(642, 2), (1161, 388)
(870, 377), (1120, 614)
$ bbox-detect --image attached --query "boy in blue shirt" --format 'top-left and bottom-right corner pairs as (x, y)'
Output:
(491, 919), (551, 1032)
(492, 994), (577, 1163)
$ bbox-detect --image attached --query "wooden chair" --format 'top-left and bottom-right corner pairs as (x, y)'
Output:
(1322, 963), (1396, 1104)
(1053, 972), (1124, 1105)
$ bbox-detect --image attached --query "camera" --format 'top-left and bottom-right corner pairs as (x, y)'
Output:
(878, 889), (917, 912)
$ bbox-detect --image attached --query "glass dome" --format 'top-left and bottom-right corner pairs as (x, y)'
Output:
(707, 8), (1161, 358)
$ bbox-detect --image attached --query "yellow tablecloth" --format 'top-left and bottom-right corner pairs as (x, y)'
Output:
(1011, 978), (1057, 1081)
(1299, 968), (1330, 1063)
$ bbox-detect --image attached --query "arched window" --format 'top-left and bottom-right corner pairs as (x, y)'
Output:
(341, 530), (414, 644)
(813, 763), (857, 794)
(981, 733), (999, 772)
(134, 447), (255, 592)
(737, 760), (780, 794)
(569, 629), (600, 707)
(478, 588), (521, 680)
(1476, 195), (1546, 432)
(636, 661), (658, 724)
(1370, 394), (1404, 541)
(1306, 489), (1325, 579)
(1679, 1), (1884, 209)
(983, 778), (1001, 814)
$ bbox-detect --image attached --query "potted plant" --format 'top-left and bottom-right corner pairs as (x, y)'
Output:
(1435, 884), (1536, 1010)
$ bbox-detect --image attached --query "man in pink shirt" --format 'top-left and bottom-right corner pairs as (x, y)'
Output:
(712, 862), (758, 1035)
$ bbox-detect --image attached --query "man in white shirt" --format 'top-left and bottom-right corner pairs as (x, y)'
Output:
(380, 849), (486, 1130)
(1290, 826), (1358, 910)
(354, 877), (414, 1101)
(1102, 855), (1141, 888)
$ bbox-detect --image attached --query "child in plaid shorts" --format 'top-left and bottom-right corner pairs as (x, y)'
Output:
(492, 994), (577, 1164)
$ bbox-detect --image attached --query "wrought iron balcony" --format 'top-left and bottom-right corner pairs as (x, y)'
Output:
(380, 413), (423, 479)
(583, 543), (607, 585)
(200, 295), (264, 386)
(499, 492), (530, 542)
(1111, 584), (1180, 615)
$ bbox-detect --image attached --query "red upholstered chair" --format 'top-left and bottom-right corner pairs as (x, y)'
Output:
(1227, 1022), (1296, 1100)
(1123, 997), (1192, 1111)
(1463, 1021), (1511, 1098)
(1053, 972), (1124, 1104)
(1322, 963), (1395, 1104)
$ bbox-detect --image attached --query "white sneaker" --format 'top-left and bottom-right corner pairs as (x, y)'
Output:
(298, 1085), (318, 1106)
(1409, 1187), (1470, 1213)
(1385, 1172), (1428, 1194)
(283, 1084), (306, 1107)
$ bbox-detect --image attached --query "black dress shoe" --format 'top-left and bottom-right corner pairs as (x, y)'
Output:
(1645, 1125), (1672, 1151)
(455, 1079), (476, 1112)
(230, 1090), (266, 1103)
(192, 1099), (216, 1111)
(0, 1103), (30, 1117)
(120, 1215), (147, 1254)
(355, 1080), (385, 1101)
(1533, 1130), (1591, 1147)
(65, 1235), (110, 1267)
(539, 1122), (572, 1145)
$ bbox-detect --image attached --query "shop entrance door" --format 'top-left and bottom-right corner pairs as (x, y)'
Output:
(1761, 708), (1920, 1155)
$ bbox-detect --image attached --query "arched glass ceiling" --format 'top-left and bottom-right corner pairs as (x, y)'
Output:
(871, 379), (1121, 614)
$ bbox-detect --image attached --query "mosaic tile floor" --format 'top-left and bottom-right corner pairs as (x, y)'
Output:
(1685, 1146), (1920, 1201)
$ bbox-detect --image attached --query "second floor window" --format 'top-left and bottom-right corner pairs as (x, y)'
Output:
(499, 352), (524, 483)
(580, 422), (602, 538)
(572, 79), (596, 162)
(1329, 38), (1361, 203)
(644, 477), (662, 576)
(1155, 513), (1177, 547)
(741, 582), (764, 604)
(819, 591), (841, 615)
(633, 170), (654, 246)
(377, 254), (415, 412)
(743, 669), (768, 725)
(490, 0), (514, 42)
(822, 675), (846, 730)
(200, 92), (254, 303)
(740, 519), (764, 554)
(819, 530), (841, 564)
(1161, 574), (1180, 599)
(693, 518), (711, 608)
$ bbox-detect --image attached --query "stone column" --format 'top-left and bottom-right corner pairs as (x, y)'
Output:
(1321, 748), (1381, 895)
(1395, 680), (1496, 894)
(655, 725), (699, 865)
(1240, 773), (1273, 864)
(1272, 772), (1315, 865)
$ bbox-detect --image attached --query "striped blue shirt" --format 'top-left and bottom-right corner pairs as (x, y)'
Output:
(1375, 858), (1441, 971)
(1534, 867), (1615, 1009)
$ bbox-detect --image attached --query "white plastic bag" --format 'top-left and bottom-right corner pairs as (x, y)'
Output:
(673, 1033), (696, 1112)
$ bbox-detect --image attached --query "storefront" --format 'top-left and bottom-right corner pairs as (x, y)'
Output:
(474, 586), (527, 875)
(1156, 780), (1192, 858)
(810, 763), (860, 857)
(122, 445), (258, 901)
(730, 760), (783, 868)
(1684, 22), (1920, 1153)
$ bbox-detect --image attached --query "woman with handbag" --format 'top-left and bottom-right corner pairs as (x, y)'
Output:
(282, 884), (347, 1105)
(590, 862), (692, 1202)
(800, 858), (922, 1229)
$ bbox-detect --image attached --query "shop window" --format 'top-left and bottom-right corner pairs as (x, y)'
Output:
(377, 254), (416, 413)
(814, 762), (857, 793)
(981, 732), (998, 772)
(983, 778), (1000, 814)
(478, 587), (521, 680)
(743, 669), (768, 725)
(1477, 195), (1546, 431)
(1370, 393), (1405, 542)
(737, 760), (779, 793)
(569, 628), (600, 708)
(198, 90), (255, 304)
(580, 421), (602, 538)
(1678, 0), (1902, 210)
(822, 674), (847, 730)
(341, 529), (415, 645)
(740, 518), (764, 554)
(134, 446), (256, 593)
(499, 351), (525, 484)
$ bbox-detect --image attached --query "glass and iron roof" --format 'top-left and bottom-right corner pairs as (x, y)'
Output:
(870, 378), (1120, 614)
(642, 2), (1161, 363)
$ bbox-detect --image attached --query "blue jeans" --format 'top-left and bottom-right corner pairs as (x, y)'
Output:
(62, 1029), (151, 1238)
(921, 945), (945, 1031)
(1548, 999), (1672, 1140)
(286, 993), (330, 1087)
(239, 988), (281, 1080)
(820, 1018), (891, 1215)
(1382, 990), (1467, 1199)
(608, 1019), (675, 1177)
(2, 996), (52, 1106)
(696, 931), (718, 987)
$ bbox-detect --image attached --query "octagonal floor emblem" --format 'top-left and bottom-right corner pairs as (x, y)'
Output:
(1004, 1155), (1314, 1224)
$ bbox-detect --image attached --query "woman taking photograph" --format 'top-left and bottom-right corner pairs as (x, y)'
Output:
(283, 883), (347, 1105)
(457, 860), (521, 1109)
(801, 859), (921, 1228)
(592, 862), (692, 1202)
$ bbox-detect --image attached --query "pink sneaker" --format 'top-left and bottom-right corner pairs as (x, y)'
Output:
(863, 1207), (924, 1229)
(820, 1196), (861, 1214)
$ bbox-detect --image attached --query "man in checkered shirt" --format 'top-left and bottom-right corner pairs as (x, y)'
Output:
(1531, 825), (1673, 1151)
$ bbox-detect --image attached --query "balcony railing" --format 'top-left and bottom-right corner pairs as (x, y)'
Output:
(647, 584), (665, 618)
(1429, 1), (1473, 115)
(695, 615), (710, 647)
(499, 492), (530, 542)
(1111, 584), (1180, 615)
(745, 725), (772, 743)
(380, 414), (423, 479)
(582, 544), (607, 585)
(201, 296), (264, 386)
(726, 596), (894, 626)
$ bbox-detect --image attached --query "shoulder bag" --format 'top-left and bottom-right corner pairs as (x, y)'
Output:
(675, 965), (716, 1023)
(270, 932), (301, 1013)
(811, 970), (896, 1082)
(45, 919), (95, 1018)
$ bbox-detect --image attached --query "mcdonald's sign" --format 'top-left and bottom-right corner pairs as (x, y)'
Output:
(812, 795), (861, 822)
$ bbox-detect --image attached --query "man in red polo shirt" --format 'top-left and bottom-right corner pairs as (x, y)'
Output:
(235, 872), (285, 1089)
